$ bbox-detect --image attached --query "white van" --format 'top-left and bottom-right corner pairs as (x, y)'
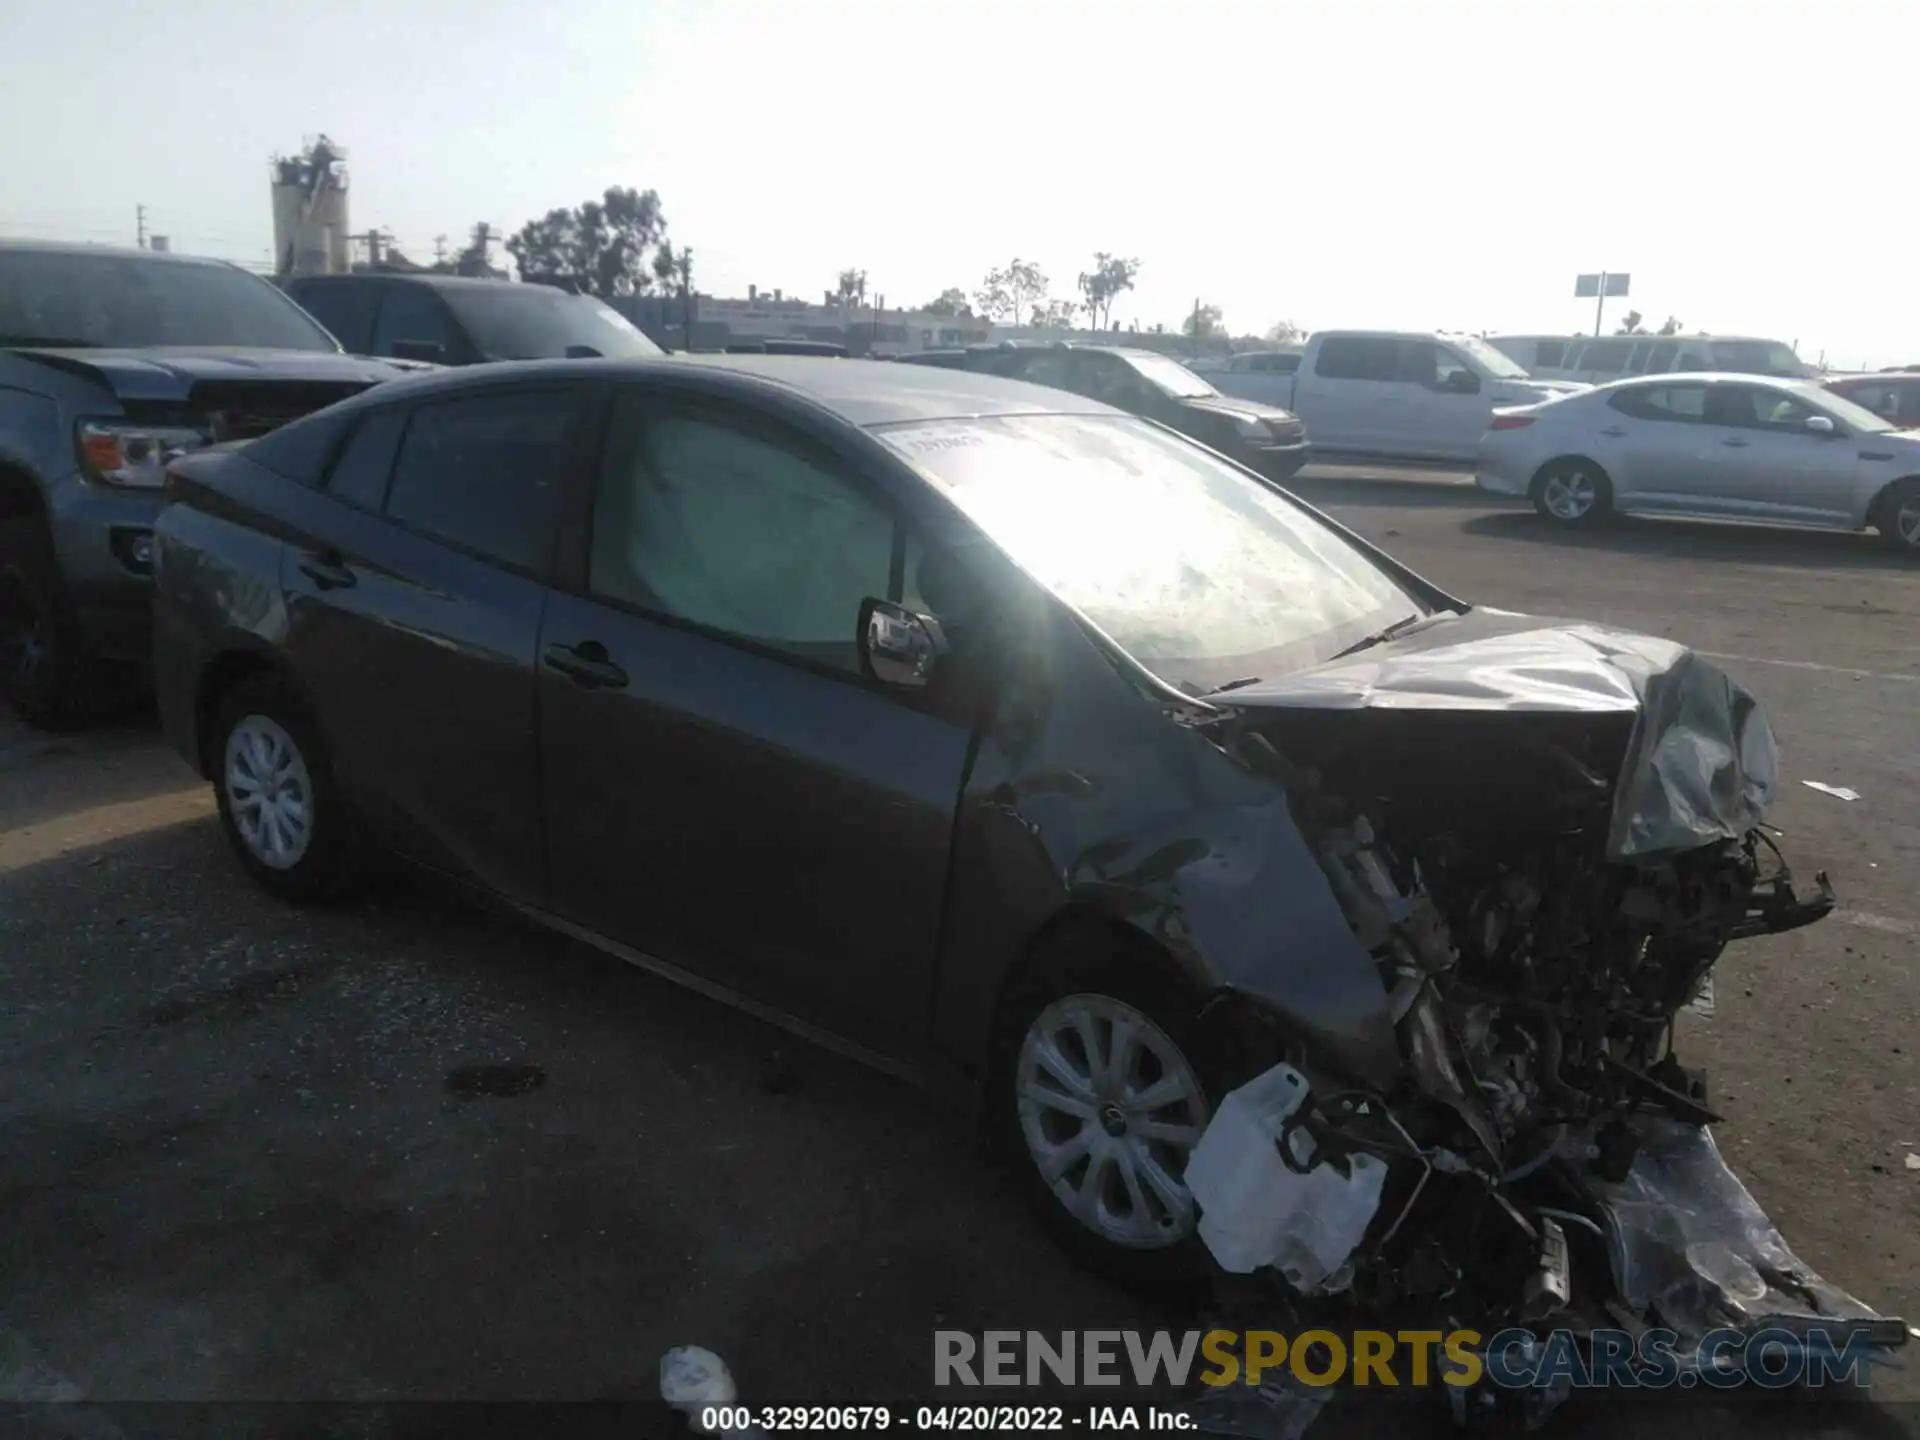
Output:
(1487, 333), (1814, 385)
(1208, 349), (1304, 408)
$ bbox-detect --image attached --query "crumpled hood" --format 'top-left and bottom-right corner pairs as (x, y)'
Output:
(7, 346), (422, 402)
(1214, 607), (1778, 859)
(1181, 394), (1301, 424)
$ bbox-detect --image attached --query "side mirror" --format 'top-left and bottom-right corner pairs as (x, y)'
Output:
(1805, 414), (1837, 437)
(858, 598), (947, 689)
(1440, 369), (1481, 395)
(391, 338), (447, 363)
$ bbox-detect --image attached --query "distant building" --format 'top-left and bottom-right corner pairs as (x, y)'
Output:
(616, 282), (991, 354)
(271, 135), (350, 279)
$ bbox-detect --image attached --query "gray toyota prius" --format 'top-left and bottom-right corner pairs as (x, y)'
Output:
(151, 356), (1903, 1368)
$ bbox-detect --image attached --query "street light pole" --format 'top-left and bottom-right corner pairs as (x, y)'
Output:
(1594, 271), (1607, 337)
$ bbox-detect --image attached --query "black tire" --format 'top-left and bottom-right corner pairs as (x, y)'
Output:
(1529, 459), (1613, 527)
(1873, 478), (1920, 552)
(210, 672), (360, 903)
(0, 519), (93, 731)
(988, 926), (1242, 1294)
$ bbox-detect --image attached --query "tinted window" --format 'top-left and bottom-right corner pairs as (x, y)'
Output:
(1314, 337), (1401, 380)
(438, 285), (662, 360)
(1636, 342), (1680, 375)
(1835, 382), (1899, 421)
(0, 249), (336, 351)
(1015, 350), (1078, 391)
(1534, 340), (1567, 367)
(287, 280), (379, 352)
(383, 389), (582, 573)
(1609, 385), (1707, 421)
(590, 402), (917, 673)
(1576, 340), (1633, 374)
(1075, 353), (1147, 406)
(370, 285), (460, 359)
(323, 406), (408, 511)
(242, 406), (356, 486)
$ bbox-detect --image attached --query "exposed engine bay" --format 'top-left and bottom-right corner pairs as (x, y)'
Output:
(1184, 618), (1907, 1422)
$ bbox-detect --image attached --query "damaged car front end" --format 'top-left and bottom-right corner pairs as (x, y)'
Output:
(1177, 613), (1906, 1416)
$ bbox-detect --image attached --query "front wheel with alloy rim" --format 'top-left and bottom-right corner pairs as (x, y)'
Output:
(1530, 460), (1613, 527)
(1876, 479), (1920, 552)
(994, 942), (1224, 1291)
(212, 674), (360, 903)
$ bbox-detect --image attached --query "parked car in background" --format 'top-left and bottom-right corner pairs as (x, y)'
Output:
(282, 274), (663, 365)
(1477, 373), (1920, 549)
(724, 339), (850, 357)
(928, 343), (1310, 479)
(148, 354), (1882, 1372)
(1824, 371), (1920, 429)
(1488, 333), (1814, 385)
(0, 239), (417, 728)
(1278, 330), (1584, 465)
(1207, 349), (1304, 409)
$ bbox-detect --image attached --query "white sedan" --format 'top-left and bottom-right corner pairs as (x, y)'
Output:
(1476, 373), (1920, 551)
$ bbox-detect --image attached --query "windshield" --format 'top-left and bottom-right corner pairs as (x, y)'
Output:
(1122, 352), (1219, 399)
(1452, 334), (1531, 379)
(1812, 387), (1895, 434)
(874, 413), (1423, 693)
(1710, 340), (1810, 378)
(0, 249), (337, 351)
(439, 285), (664, 360)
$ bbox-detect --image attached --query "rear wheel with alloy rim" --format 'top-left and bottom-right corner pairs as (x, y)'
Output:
(993, 935), (1227, 1291)
(1530, 459), (1613, 526)
(212, 674), (359, 902)
(1876, 479), (1920, 552)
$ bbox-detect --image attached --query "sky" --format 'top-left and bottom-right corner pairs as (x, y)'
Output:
(3, 0), (1916, 368)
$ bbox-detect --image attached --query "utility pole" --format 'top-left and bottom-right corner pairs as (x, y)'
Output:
(678, 248), (694, 349)
(136, 204), (147, 249)
(1192, 296), (1201, 358)
(433, 234), (448, 266)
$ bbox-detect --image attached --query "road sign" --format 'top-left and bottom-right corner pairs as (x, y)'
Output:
(1575, 272), (1632, 298)
(1605, 273), (1630, 296)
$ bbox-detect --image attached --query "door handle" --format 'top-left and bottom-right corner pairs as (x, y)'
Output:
(1720, 437), (1751, 448)
(296, 550), (357, 590)
(542, 641), (629, 690)
(1598, 426), (1627, 437)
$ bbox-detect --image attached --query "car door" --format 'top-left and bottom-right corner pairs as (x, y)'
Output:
(276, 383), (592, 902)
(534, 386), (977, 1053)
(1300, 336), (1416, 453)
(1595, 383), (1718, 510)
(1398, 341), (1485, 461)
(368, 282), (475, 364)
(1702, 384), (1858, 522)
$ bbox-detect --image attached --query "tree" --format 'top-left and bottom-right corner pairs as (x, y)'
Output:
(1658, 315), (1685, 336)
(919, 287), (972, 318)
(1614, 309), (1648, 336)
(1075, 253), (1139, 331)
(1265, 319), (1304, 344)
(505, 186), (668, 298)
(834, 268), (868, 308)
(1031, 299), (1079, 330)
(974, 258), (1049, 325)
(1182, 302), (1224, 340)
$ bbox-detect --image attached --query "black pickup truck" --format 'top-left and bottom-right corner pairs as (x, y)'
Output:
(0, 239), (419, 727)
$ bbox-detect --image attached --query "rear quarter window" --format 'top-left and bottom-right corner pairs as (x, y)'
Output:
(241, 405), (359, 486)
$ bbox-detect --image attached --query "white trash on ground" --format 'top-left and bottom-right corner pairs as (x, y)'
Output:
(1802, 780), (1861, 801)
(661, 1345), (771, 1438)
(1183, 1063), (1387, 1287)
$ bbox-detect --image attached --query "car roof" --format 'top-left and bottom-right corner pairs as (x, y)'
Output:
(0, 237), (241, 269)
(288, 272), (575, 293)
(337, 354), (1122, 427)
(1600, 372), (1817, 393)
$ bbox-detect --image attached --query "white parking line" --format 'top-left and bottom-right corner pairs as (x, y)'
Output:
(1700, 651), (1920, 685)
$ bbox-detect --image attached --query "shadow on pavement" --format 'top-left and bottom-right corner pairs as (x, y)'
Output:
(1461, 511), (1920, 577)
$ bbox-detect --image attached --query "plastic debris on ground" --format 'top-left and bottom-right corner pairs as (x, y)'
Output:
(1802, 780), (1861, 801)
(661, 1345), (770, 1438)
(1905, 1153), (1920, 1171)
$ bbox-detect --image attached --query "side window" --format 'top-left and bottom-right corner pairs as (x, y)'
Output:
(1316, 338), (1405, 381)
(243, 406), (356, 486)
(370, 285), (460, 360)
(1576, 340), (1633, 376)
(1017, 350), (1077, 391)
(588, 402), (919, 674)
(1638, 342), (1679, 375)
(1534, 340), (1567, 368)
(322, 405), (407, 510)
(288, 281), (378, 353)
(1702, 385), (1813, 430)
(1072, 353), (1141, 406)
(1609, 385), (1707, 422)
(1314, 338), (1369, 379)
(1841, 384), (1896, 420)
(382, 389), (583, 573)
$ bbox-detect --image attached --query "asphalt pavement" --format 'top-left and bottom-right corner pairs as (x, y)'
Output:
(1, 469), (1915, 1439)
